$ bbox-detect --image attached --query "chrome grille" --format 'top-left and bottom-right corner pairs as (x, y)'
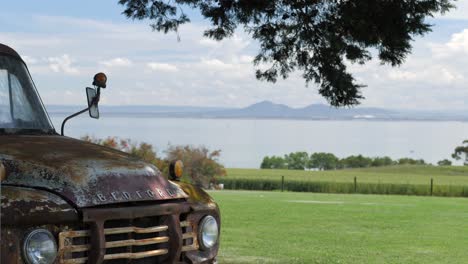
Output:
(58, 221), (198, 263)
(181, 221), (198, 252)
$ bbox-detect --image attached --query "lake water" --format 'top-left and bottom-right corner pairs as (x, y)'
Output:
(50, 115), (468, 168)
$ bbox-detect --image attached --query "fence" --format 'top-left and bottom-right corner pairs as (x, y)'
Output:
(220, 177), (468, 197)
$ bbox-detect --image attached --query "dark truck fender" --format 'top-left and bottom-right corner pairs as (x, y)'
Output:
(1, 185), (79, 264)
(174, 182), (221, 264)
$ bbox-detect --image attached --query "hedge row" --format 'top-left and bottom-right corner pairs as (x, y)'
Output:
(220, 178), (468, 197)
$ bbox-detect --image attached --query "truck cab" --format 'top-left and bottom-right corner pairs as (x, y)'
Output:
(0, 43), (220, 264)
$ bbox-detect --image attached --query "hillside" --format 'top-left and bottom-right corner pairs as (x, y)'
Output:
(47, 101), (468, 121)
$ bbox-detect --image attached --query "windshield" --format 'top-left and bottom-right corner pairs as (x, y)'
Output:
(0, 55), (54, 134)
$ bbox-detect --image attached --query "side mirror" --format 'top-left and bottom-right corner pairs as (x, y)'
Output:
(60, 72), (108, 136)
(86, 87), (99, 119)
(86, 73), (107, 119)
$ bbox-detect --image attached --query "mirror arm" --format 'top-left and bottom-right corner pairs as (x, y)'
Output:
(61, 80), (105, 136)
(60, 107), (89, 136)
(94, 87), (101, 105)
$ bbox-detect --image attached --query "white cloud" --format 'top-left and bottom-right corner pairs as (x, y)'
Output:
(387, 67), (463, 84)
(239, 55), (254, 64)
(47, 54), (80, 75)
(22, 56), (38, 65)
(99, 57), (132, 67)
(348, 31), (468, 110)
(199, 38), (219, 48)
(198, 58), (233, 70)
(436, 1), (468, 20)
(439, 68), (464, 82)
(387, 70), (420, 81)
(3, 14), (468, 110)
(146, 62), (179, 72)
(430, 29), (468, 58)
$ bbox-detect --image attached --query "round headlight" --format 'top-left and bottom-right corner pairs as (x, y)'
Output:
(198, 215), (219, 250)
(23, 229), (57, 264)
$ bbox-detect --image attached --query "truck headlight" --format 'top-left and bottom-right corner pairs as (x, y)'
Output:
(23, 229), (57, 264)
(198, 215), (219, 250)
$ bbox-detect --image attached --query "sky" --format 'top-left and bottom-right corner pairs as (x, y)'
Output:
(1, 1), (468, 110)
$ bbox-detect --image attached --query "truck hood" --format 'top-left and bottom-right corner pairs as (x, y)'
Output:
(0, 135), (187, 208)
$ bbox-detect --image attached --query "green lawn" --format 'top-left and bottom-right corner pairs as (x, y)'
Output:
(226, 166), (468, 186)
(211, 190), (468, 264)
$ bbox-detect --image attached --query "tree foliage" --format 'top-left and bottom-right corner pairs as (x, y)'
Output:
(118, 0), (454, 106)
(285, 151), (309, 170)
(260, 151), (429, 170)
(397, 157), (426, 165)
(371, 156), (395, 167)
(452, 140), (468, 166)
(309, 152), (339, 170)
(340, 155), (373, 168)
(261, 155), (287, 169)
(437, 159), (452, 166)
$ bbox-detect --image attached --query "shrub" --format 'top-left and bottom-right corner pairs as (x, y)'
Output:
(165, 145), (226, 188)
(82, 136), (226, 188)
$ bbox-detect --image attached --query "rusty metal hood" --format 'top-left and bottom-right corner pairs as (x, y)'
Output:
(0, 135), (188, 208)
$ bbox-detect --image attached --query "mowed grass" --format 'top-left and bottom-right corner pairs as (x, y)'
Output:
(210, 190), (468, 264)
(227, 166), (468, 186)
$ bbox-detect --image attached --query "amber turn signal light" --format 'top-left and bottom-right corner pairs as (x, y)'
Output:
(93, 72), (107, 88)
(169, 160), (184, 180)
(0, 162), (6, 181)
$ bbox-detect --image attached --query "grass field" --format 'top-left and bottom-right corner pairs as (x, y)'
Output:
(226, 166), (468, 186)
(211, 190), (468, 264)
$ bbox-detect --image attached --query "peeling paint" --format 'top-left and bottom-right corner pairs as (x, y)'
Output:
(1, 186), (78, 226)
(0, 135), (188, 207)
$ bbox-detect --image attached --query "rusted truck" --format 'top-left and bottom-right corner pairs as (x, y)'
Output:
(0, 43), (220, 264)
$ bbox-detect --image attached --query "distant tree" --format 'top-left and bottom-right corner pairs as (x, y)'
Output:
(437, 159), (452, 166)
(285, 152), (309, 170)
(398, 158), (426, 165)
(260, 156), (271, 169)
(261, 155), (286, 169)
(340, 155), (373, 169)
(118, 0), (454, 107)
(452, 140), (468, 166)
(308, 152), (339, 170)
(166, 145), (227, 188)
(371, 156), (395, 167)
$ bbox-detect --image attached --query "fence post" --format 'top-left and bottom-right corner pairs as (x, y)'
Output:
(354, 177), (357, 193)
(430, 178), (434, 196)
(281, 176), (285, 192)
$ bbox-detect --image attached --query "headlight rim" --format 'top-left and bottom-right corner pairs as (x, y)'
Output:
(198, 215), (219, 251)
(22, 228), (58, 264)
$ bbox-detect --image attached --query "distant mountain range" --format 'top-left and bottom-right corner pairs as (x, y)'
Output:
(202, 101), (397, 119)
(47, 101), (468, 121)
